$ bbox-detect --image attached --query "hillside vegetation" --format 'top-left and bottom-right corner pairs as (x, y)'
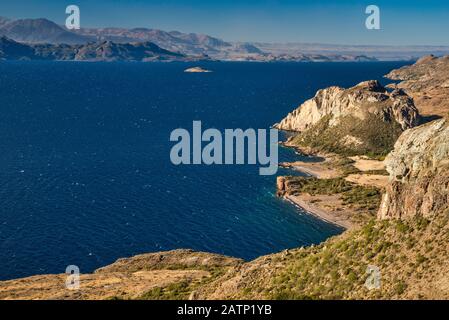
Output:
(275, 80), (420, 158)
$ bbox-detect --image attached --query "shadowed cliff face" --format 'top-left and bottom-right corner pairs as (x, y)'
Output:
(275, 80), (421, 157)
(379, 118), (449, 220)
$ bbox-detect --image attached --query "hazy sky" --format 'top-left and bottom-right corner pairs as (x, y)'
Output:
(1, 0), (449, 45)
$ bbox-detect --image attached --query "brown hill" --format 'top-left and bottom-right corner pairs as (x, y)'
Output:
(386, 55), (449, 118)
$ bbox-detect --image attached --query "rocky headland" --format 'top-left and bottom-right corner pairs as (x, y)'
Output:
(1, 56), (449, 300)
(274, 79), (421, 158)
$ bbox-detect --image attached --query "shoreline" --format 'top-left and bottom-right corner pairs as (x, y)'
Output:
(278, 138), (387, 229)
(284, 194), (353, 230)
(278, 138), (357, 230)
(278, 138), (348, 228)
(279, 160), (340, 179)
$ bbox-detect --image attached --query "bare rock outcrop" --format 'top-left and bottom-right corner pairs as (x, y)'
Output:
(275, 80), (421, 157)
(378, 118), (449, 219)
(275, 80), (420, 132)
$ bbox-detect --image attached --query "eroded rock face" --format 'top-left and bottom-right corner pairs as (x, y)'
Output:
(274, 80), (420, 132)
(378, 118), (449, 219)
(276, 176), (286, 197)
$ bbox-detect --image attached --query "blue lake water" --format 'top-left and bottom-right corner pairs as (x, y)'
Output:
(0, 61), (407, 280)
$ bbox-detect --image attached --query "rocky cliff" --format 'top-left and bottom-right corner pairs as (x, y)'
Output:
(276, 80), (419, 132)
(378, 118), (449, 219)
(275, 80), (421, 157)
(386, 55), (449, 118)
(383, 54), (449, 219)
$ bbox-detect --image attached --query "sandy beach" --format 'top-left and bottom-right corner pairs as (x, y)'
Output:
(279, 150), (387, 229)
(285, 194), (353, 229)
(279, 160), (340, 179)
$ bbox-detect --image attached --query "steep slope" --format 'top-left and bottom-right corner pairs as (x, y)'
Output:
(194, 65), (448, 300)
(386, 55), (449, 118)
(379, 118), (449, 219)
(193, 214), (449, 299)
(193, 120), (449, 299)
(275, 80), (421, 157)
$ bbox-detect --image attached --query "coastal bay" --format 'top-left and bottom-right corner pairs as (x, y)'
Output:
(0, 61), (406, 282)
(2, 56), (449, 300)
(277, 146), (388, 229)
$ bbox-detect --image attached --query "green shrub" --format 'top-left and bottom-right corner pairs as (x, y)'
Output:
(290, 114), (403, 158)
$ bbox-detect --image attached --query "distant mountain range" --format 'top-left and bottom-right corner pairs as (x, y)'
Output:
(0, 17), (269, 60)
(0, 36), (200, 62)
(0, 17), (89, 44)
(1, 16), (449, 62)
